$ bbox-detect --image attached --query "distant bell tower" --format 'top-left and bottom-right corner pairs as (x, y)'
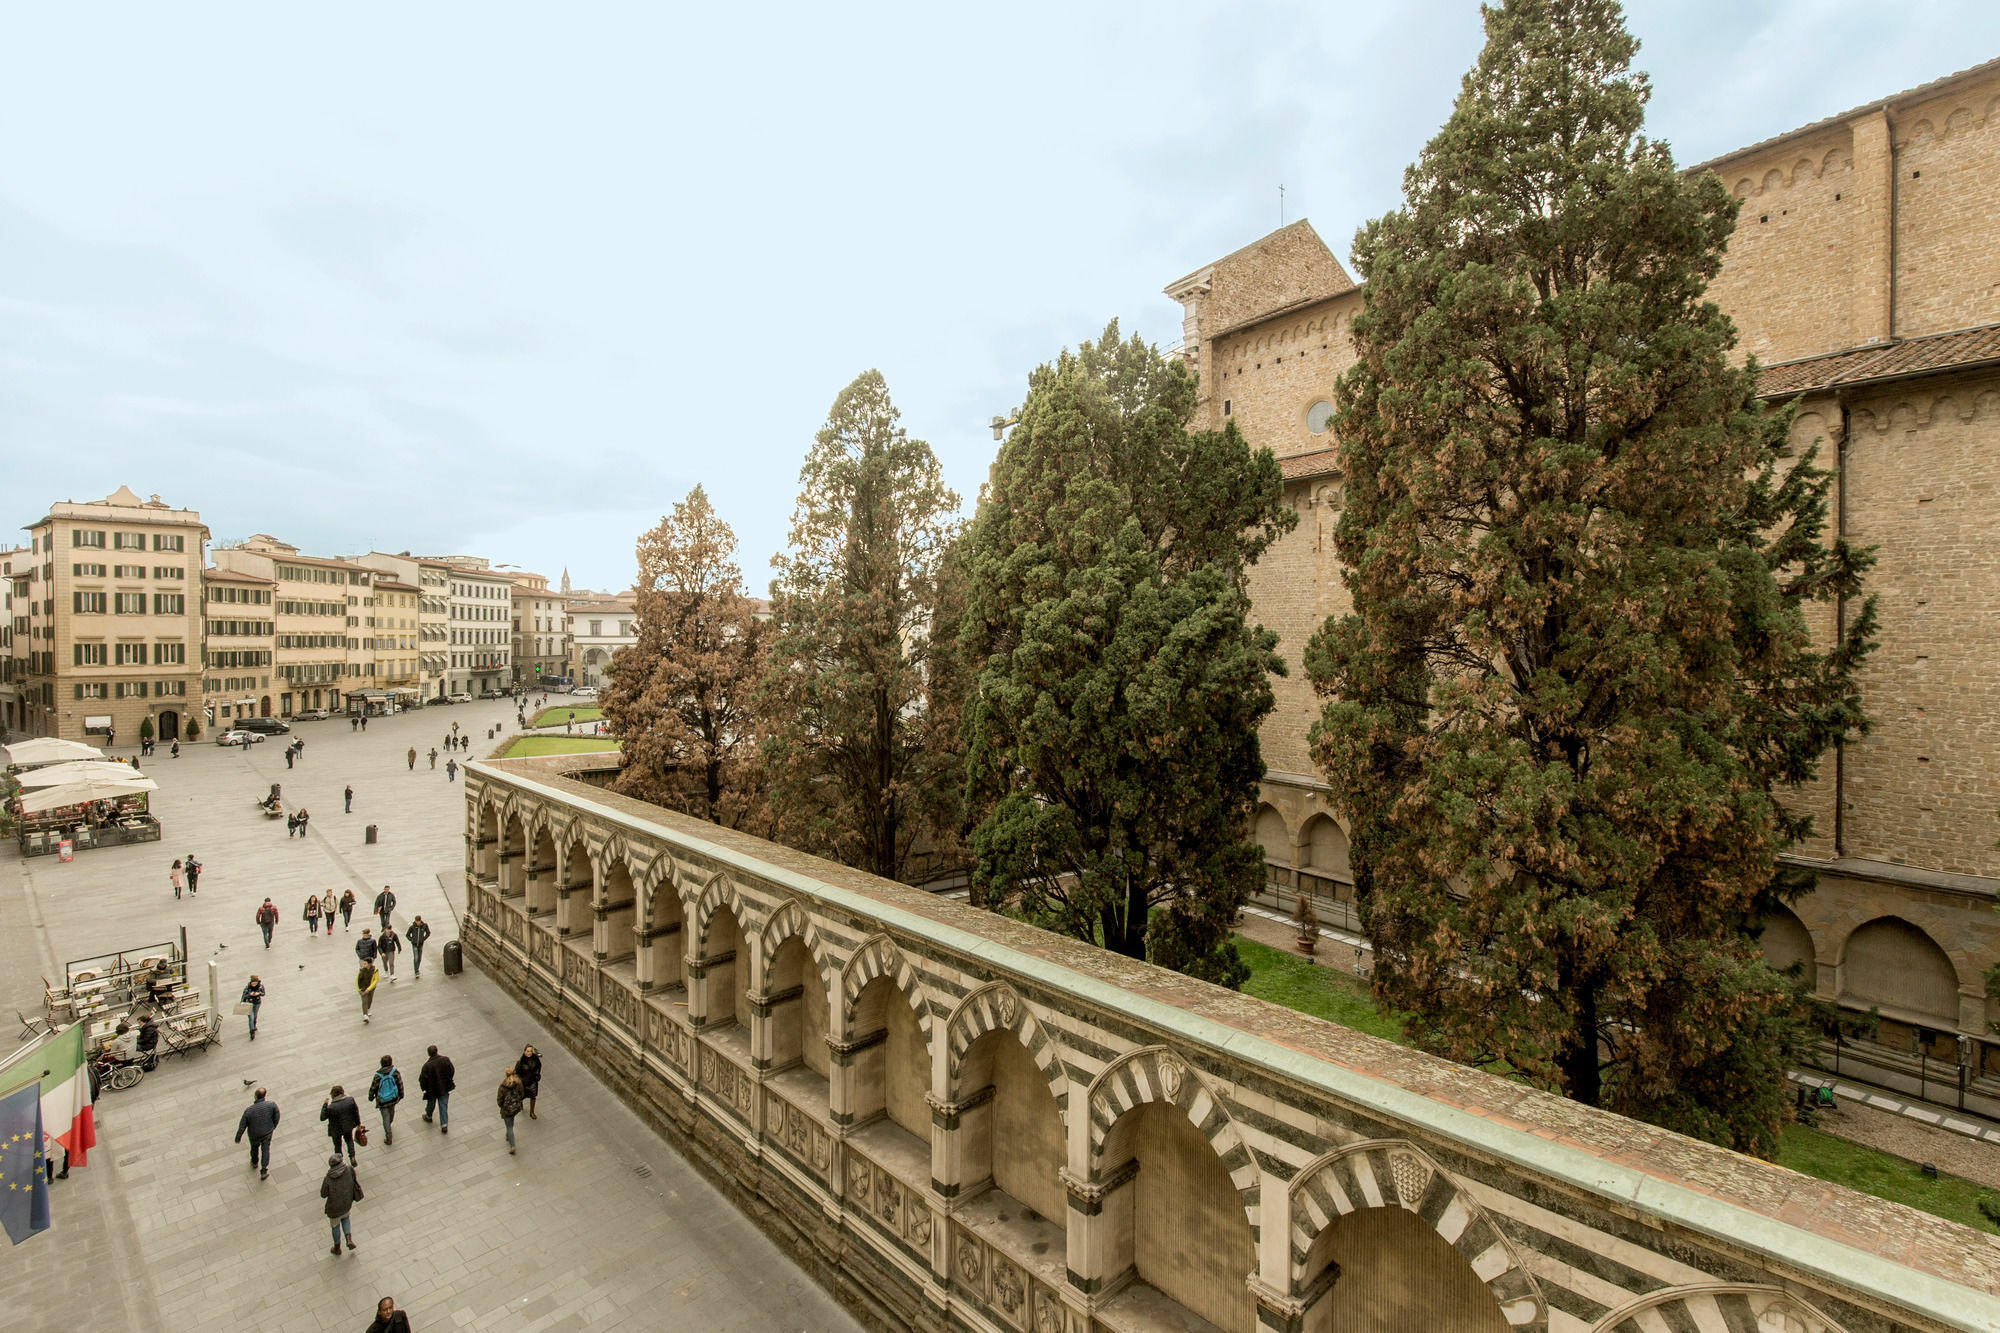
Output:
(560, 567), (571, 594)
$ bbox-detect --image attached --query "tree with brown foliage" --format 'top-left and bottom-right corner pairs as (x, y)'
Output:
(603, 486), (768, 830)
(760, 371), (964, 881)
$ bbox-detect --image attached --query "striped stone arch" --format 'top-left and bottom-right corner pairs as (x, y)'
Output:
(838, 933), (934, 1044)
(1085, 1047), (1260, 1237)
(690, 873), (755, 955)
(755, 898), (835, 988)
(1288, 1139), (1543, 1331)
(944, 981), (1067, 1111)
(633, 857), (681, 936)
(551, 820), (591, 882)
(1589, 1284), (1849, 1333)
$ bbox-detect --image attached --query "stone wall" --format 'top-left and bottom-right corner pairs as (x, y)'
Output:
(462, 759), (2000, 1333)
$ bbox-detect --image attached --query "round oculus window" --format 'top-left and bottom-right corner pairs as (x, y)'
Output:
(1305, 400), (1335, 434)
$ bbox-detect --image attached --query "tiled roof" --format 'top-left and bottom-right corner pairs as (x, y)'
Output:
(1757, 323), (2000, 398)
(1278, 447), (1342, 481)
(1690, 56), (2000, 173)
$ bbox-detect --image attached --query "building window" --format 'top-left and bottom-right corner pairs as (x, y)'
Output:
(112, 592), (145, 614)
(154, 593), (185, 615)
(73, 563), (106, 577)
(113, 532), (146, 550)
(153, 565), (184, 579)
(152, 534), (185, 552)
(154, 642), (186, 665)
(1305, 400), (1335, 434)
(113, 564), (145, 579)
(114, 642), (147, 665)
(74, 682), (107, 699)
(74, 643), (107, 666)
(72, 530), (106, 549)
(74, 591), (107, 614)
(155, 680), (186, 697)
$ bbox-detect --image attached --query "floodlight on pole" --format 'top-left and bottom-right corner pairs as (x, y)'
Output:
(990, 413), (1020, 441)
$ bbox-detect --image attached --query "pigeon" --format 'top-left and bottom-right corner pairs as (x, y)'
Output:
(242, 1078), (256, 1087)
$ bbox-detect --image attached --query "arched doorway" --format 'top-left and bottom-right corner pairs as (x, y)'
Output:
(157, 710), (180, 742)
(261, 696), (272, 718)
(1757, 905), (1814, 977)
(1098, 1100), (1257, 1330)
(1840, 916), (1960, 1034)
(1303, 1207), (1512, 1332)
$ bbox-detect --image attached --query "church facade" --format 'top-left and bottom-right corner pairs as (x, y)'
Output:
(1165, 58), (2000, 1105)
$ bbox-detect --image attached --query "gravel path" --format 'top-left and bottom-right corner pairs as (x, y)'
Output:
(1808, 1099), (2000, 1188)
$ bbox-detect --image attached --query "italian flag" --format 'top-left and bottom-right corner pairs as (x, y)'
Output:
(0, 1025), (94, 1167)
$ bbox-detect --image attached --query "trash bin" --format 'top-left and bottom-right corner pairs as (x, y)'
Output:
(365, 824), (378, 845)
(442, 939), (462, 975)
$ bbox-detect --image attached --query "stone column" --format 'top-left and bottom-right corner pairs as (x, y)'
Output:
(825, 1031), (884, 1130)
(1850, 109), (1895, 344)
(926, 1087), (994, 1205)
(1061, 1162), (1138, 1305)
(497, 849), (518, 897)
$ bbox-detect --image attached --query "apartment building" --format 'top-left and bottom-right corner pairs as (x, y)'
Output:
(501, 570), (568, 688)
(213, 536), (373, 716)
(0, 545), (26, 734)
(428, 556), (513, 696)
(200, 567), (276, 726)
(372, 577), (422, 696)
(353, 553), (455, 700)
(14, 487), (207, 742)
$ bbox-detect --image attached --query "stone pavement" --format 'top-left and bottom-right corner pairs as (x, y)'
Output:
(2, 698), (860, 1333)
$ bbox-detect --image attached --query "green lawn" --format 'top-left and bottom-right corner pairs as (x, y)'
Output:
(1236, 937), (1406, 1044)
(499, 735), (622, 758)
(530, 705), (603, 728)
(1775, 1123), (1999, 1234)
(1236, 933), (2000, 1233)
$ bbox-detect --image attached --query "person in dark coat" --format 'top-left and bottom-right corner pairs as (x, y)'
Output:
(235, 1086), (279, 1178)
(516, 1045), (543, 1119)
(340, 889), (357, 928)
(321, 1085), (361, 1162)
(367, 1054), (404, 1146)
(419, 1044), (455, 1131)
(405, 916), (432, 978)
(373, 886), (396, 931)
(305, 893), (323, 935)
(320, 1154), (362, 1255)
(377, 925), (401, 980)
(255, 898), (279, 948)
(367, 1296), (413, 1333)
(241, 974), (266, 1040)
(497, 1068), (525, 1154)
(355, 928), (379, 965)
(135, 1015), (160, 1071)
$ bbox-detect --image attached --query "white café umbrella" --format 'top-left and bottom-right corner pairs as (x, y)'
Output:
(15, 760), (144, 788)
(4, 738), (107, 767)
(17, 773), (158, 814)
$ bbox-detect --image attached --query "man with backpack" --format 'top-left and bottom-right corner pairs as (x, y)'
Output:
(367, 1055), (404, 1146)
(255, 898), (280, 948)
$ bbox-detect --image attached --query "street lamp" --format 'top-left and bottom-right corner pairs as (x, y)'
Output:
(991, 413), (1020, 441)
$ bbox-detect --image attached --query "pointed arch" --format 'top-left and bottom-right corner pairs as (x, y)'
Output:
(944, 981), (1066, 1111)
(691, 873), (754, 955)
(839, 933), (933, 1043)
(1288, 1140), (1544, 1330)
(1589, 1283), (1849, 1333)
(1086, 1046), (1259, 1233)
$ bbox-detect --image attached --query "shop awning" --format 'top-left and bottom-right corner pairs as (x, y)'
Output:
(16, 760), (144, 789)
(18, 774), (158, 813)
(5, 738), (107, 768)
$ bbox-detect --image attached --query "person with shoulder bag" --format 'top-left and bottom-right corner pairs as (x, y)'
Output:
(497, 1067), (525, 1155)
(320, 1155), (362, 1256)
(367, 1054), (404, 1146)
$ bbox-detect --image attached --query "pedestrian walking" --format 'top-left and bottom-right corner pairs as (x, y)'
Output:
(377, 925), (401, 980)
(445, 759), (458, 782)
(305, 893), (324, 935)
(351, 716), (359, 732)
(367, 1296), (413, 1333)
(321, 1085), (361, 1162)
(285, 745), (295, 769)
(517, 1045), (543, 1119)
(235, 1086), (279, 1179)
(344, 784), (354, 813)
(320, 1154), (363, 1255)
(256, 898), (279, 948)
(419, 1044), (453, 1131)
(356, 962), (379, 1023)
(407, 747), (417, 771)
(356, 928), (379, 964)
(287, 811), (299, 838)
(374, 886), (396, 931)
(298, 808), (311, 836)
(184, 855), (201, 894)
(170, 740), (179, 758)
(367, 1055), (403, 1146)
(340, 889), (357, 929)
(497, 1067), (525, 1154)
(405, 916), (431, 978)
(360, 714), (368, 732)
(241, 974), (266, 1040)
(170, 859), (184, 900)
(322, 891), (341, 936)
(428, 747), (438, 769)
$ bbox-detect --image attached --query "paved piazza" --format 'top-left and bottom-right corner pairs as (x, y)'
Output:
(0, 699), (860, 1333)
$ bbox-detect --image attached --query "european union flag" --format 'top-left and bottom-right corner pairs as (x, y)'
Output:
(0, 1081), (52, 1244)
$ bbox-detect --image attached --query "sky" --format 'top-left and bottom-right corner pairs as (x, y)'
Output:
(6, 2), (1998, 593)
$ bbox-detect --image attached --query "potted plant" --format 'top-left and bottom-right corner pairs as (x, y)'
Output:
(185, 720), (201, 741)
(1294, 893), (1319, 956)
(138, 717), (155, 743)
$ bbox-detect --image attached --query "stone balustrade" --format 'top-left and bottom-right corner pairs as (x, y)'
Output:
(463, 755), (2000, 1333)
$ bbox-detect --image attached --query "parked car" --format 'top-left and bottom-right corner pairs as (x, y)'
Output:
(477, 689), (501, 700)
(235, 717), (291, 735)
(293, 708), (330, 721)
(445, 692), (472, 704)
(215, 729), (264, 746)
(572, 686), (599, 700)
